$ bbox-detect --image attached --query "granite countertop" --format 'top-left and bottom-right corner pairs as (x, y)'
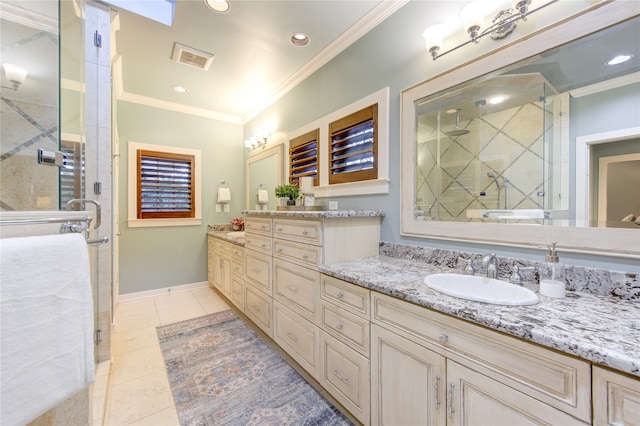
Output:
(207, 231), (245, 246)
(243, 209), (385, 219)
(319, 255), (640, 377)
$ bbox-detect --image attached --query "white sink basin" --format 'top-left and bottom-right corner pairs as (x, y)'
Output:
(226, 231), (245, 237)
(424, 273), (539, 306)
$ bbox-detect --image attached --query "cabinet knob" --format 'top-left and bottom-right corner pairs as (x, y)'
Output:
(439, 334), (448, 343)
(277, 227), (283, 231)
(302, 254), (309, 259)
(302, 230), (309, 235)
(277, 248), (283, 252)
(287, 333), (298, 342)
(336, 323), (344, 330)
(287, 285), (298, 293)
(336, 292), (344, 299)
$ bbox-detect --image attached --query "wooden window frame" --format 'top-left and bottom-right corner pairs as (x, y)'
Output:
(328, 104), (378, 185)
(136, 149), (195, 219)
(289, 128), (320, 187)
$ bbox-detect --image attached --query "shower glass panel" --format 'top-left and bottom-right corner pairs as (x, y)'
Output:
(414, 74), (555, 223)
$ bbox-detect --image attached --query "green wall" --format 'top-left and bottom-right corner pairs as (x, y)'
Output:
(117, 102), (244, 294)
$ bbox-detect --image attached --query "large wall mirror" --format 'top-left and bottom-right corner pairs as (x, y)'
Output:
(246, 144), (284, 211)
(401, 2), (639, 257)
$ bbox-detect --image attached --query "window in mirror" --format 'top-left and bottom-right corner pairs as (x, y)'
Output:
(137, 150), (195, 219)
(329, 104), (378, 184)
(289, 128), (319, 187)
(59, 140), (85, 209)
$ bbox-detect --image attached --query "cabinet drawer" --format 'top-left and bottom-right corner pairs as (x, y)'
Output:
(372, 292), (592, 422)
(214, 239), (231, 254)
(273, 219), (322, 245)
(320, 331), (370, 425)
(274, 238), (322, 269)
(231, 245), (244, 261)
(230, 276), (244, 311)
(231, 259), (244, 277)
(245, 249), (272, 295)
(273, 259), (320, 323)
(320, 302), (369, 356)
(245, 217), (272, 236)
(274, 302), (320, 378)
(321, 274), (370, 319)
(245, 285), (272, 337)
(244, 234), (272, 255)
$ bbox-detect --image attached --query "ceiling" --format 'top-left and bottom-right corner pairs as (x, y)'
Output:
(110, 0), (406, 124)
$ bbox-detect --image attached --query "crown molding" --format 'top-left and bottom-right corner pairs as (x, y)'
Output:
(241, 0), (409, 123)
(0, 2), (58, 34)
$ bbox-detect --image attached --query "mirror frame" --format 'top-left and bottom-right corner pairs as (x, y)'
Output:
(401, 2), (640, 258)
(245, 144), (284, 210)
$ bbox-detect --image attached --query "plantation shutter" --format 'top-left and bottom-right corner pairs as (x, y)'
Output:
(137, 150), (195, 219)
(289, 128), (319, 186)
(328, 104), (378, 184)
(59, 141), (85, 208)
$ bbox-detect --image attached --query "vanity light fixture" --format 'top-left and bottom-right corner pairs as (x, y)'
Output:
(2, 63), (28, 90)
(244, 134), (269, 152)
(606, 54), (633, 66)
(204, 0), (229, 13)
(423, 0), (558, 61)
(290, 33), (310, 47)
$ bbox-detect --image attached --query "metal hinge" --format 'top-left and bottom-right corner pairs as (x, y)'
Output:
(94, 30), (102, 48)
(94, 181), (102, 195)
(95, 329), (102, 344)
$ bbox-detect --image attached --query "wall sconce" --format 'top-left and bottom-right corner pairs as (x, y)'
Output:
(423, 0), (557, 61)
(2, 63), (28, 90)
(244, 134), (269, 152)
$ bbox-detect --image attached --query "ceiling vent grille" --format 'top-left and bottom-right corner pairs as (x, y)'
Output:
(171, 42), (214, 71)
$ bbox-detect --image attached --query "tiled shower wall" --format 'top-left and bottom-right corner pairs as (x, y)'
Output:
(416, 101), (553, 222)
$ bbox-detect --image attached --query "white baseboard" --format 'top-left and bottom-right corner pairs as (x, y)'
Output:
(117, 281), (210, 303)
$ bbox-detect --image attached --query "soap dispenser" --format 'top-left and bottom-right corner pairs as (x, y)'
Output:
(539, 242), (565, 298)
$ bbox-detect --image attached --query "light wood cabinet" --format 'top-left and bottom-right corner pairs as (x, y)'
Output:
(593, 366), (640, 426)
(274, 302), (320, 378)
(244, 284), (272, 337)
(371, 323), (446, 426)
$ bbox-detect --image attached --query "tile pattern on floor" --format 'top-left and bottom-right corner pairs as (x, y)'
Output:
(105, 286), (230, 425)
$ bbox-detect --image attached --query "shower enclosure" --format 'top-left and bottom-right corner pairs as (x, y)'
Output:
(414, 73), (557, 223)
(0, 0), (112, 363)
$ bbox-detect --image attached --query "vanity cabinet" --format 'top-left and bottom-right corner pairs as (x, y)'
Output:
(371, 292), (592, 425)
(229, 243), (245, 310)
(593, 366), (640, 426)
(244, 217), (274, 337)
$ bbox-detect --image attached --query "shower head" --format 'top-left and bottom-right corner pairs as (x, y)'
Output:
(487, 172), (500, 188)
(445, 110), (470, 137)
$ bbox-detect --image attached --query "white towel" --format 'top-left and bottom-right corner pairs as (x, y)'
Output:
(217, 187), (231, 203)
(0, 233), (95, 425)
(257, 189), (269, 204)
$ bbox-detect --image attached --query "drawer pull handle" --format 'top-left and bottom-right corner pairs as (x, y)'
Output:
(302, 254), (309, 259)
(336, 323), (344, 330)
(287, 285), (298, 293)
(332, 369), (349, 384)
(277, 248), (283, 253)
(434, 375), (441, 409)
(447, 383), (455, 419)
(287, 333), (298, 342)
(302, 230), (309, 235)
(261, 225), (267, 229)
(439, 334), (448, 343)
(336, 292), (344, 299)
(261, 243), (267, 248)
(277, 227), (283, 231)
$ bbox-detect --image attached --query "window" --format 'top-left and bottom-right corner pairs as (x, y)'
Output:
(136, 150), (195, 219)
(328, 104), (377, 184)
(59, 140), (85, 209)
(289, 128), (319, 186)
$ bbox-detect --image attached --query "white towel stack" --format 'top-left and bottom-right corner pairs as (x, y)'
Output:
(0, 233), (95, 425)
(217, 187), (231, 203)
(257, 189), (269, 204)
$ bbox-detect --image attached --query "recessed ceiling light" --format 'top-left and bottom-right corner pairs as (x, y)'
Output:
(489, 96), (505, 105)
(607, 54), (633, 66)
(446, 108), (459, 114)
(290, 33), (310, 47)
(171, 85), (188, 93)
(204, 0), (229, 13)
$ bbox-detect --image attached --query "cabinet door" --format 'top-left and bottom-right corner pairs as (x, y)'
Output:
(593, 366), (640, 426)
(447, 361), (586, 426)
(371, 324), (446, 426)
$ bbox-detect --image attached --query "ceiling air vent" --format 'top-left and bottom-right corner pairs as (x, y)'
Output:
(171, 42), (214, 71)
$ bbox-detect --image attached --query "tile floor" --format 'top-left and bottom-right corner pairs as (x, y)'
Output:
(103, 286), (230, 425)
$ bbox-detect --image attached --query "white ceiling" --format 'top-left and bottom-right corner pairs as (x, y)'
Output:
(112, 0), (407, 124)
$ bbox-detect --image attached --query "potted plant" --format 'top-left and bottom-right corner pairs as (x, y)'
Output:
(274, 183), (300, 206)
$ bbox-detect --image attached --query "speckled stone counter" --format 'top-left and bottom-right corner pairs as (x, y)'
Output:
(320, 255), (640, 377)
(207, 225), (244, 246)
(243, 209), (385, 219)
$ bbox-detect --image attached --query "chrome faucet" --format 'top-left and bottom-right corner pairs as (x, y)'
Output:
(482, 253), (499, 279)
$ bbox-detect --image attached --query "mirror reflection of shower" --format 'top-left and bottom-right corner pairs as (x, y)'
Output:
(486, 172), (509, 209)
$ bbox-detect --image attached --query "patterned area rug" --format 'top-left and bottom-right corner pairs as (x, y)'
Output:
(156, 310), (351, 426)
